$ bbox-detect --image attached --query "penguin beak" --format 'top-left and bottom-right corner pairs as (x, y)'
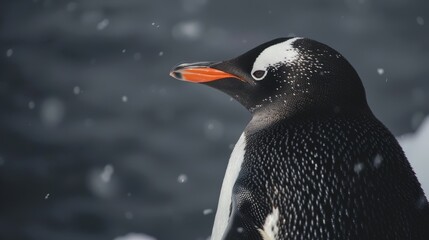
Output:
(170, 61), (243, 83)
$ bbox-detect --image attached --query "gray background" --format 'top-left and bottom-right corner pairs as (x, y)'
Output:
(0, 0), (428, 239)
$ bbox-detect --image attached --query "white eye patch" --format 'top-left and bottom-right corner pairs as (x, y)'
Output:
(251, 37), (302, 81)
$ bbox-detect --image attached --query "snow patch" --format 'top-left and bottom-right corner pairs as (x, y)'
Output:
(114, 233), (157, 240)
(398, 116), (429, 197)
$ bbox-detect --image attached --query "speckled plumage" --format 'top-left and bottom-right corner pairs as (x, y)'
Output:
(170, 37), (429, 240)
(230, 112), (428, 240)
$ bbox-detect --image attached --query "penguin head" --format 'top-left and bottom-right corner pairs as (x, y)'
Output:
(170, 37), (368, 117)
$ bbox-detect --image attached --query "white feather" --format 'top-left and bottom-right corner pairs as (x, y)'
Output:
(258, 207), (280, 240)
(251, 37), (302, 80)
(211, 133), (246, 240)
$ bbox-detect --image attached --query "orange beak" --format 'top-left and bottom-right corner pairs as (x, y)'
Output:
(170, 62), (243, 83)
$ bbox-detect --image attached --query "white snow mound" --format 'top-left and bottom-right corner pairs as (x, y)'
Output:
(114, 233), (157, 240)
(398, 116), (429, 197)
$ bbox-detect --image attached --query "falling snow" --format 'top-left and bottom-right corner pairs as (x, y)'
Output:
(182, 0), (208, 13)
(28, 101), (35, 110)
(133, 52), (142, 61)
(84, 118), (94, 128)
(6, 48), (13, 57)
(89, 166), (117, 198)
(204, 119), (224, 140)
(125, 211), (134, 220)
(172, 21), (203, 41)
(97, 19), (109, 30)
(177, 174), (188, 183)
(373, 154), (383, 168)
(66, 2), (77, 12)
(73, 86), (81, 95)
(416, 16), (424, 25)
(40, 98), (65, 127)
(203, 209), (213, 215)
(377, 68), (384, 75)
(100, 164), (114, 183)
(122, 95), (128, 102)
(353, 162), (365, 173)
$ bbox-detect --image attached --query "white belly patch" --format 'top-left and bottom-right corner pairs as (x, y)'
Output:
(211, 133), (246, 240)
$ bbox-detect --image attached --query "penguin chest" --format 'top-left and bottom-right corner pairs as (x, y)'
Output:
(211, 133), (246, 240)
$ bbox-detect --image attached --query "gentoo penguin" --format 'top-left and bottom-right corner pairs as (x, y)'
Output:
(170, 37), (429, 240)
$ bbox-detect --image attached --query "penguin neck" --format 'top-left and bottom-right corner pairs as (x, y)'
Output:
(245, 100), (372, 135)
(246, 103), (286, 135)
(246, 100), (320, 135)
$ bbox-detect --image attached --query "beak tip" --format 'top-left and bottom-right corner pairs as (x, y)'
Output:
(169, 70), (183, 81)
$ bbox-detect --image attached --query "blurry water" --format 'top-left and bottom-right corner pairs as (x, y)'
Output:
(0, 0), (428, 239)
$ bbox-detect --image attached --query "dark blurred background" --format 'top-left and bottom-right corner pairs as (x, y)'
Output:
(0, 0), (428, 240)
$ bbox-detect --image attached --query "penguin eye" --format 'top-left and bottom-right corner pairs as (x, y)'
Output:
(252, 70), (267, 80)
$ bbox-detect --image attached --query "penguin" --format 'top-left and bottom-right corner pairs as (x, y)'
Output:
(170, 37), (429, 240)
